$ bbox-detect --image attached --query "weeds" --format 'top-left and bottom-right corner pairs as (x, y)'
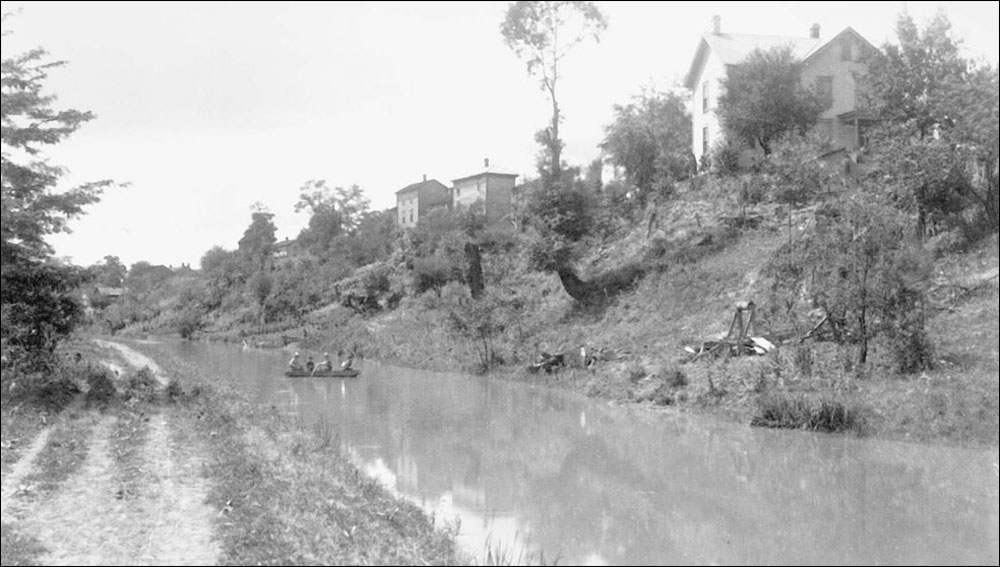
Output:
(479, 532), (560, 566)
(751, 392), (868, 434)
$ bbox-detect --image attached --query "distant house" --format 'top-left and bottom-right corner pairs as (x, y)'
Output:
(395, 176), (451, 228)
(94, 285), (126, 299)
(684, 16), (877, 166)
(452, 159), (518, 225)
(273, 237), (298, 260)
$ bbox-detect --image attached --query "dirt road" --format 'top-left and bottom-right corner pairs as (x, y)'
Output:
(0, 341), (220, 566)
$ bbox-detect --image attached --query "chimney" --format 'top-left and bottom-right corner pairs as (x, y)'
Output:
(423, 173), (427, 182)
(810, 23), (820, 38)
(484, 158), (490, 168)
(712, 15), (721, 35)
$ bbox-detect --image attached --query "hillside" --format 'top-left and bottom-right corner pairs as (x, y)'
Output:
(177, 178), (997, 449)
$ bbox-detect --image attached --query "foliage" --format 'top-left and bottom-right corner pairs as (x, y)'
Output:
(412, 255), (462, 298)
(237, 204), (277, 271)
(337, 262), (396, 314)
(520, 174), (596, 272)
(501, 1), (607, 184)
(859, 9), (967, 138)
(294, 180), (372, 258)
(85, 255), (127, 287)
(717, 44), (826, 156)
(601, 86), (693, 207)
(447, 286), (524, 373)
(336, 209), (396, 267)
(761, 131), (847, 206)
(708, 137), (743, 177)
(1, 17), (114, 367)
(859, 10), (997, 237)
(765, 197), (933, 371)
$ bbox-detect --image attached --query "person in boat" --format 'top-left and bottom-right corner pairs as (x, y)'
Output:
(341, 352), (355, 371)
(305, 355), (315, 374)
(315, 352), (334, 373)
(289, 352), (303, 372)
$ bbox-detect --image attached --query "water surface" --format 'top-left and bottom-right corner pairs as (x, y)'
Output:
(150, 340), (999, 565)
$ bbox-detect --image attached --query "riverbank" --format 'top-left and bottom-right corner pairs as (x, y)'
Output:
(258, 232), (1000, 449)
(1, 336), (463, 565)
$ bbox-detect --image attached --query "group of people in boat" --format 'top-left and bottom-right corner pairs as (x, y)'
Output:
(288, 350), (354, 374)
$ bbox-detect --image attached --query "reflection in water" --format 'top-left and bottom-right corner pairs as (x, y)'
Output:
(151, 341), (1000, 566)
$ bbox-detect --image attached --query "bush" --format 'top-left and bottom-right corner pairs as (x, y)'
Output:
(751, 392), (868, 434)
(710, 138), (743, 177)
(125, 366), (158, 402)
(85, 370), (117, 405)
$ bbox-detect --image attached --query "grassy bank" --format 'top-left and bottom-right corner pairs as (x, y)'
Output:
(0, 338), (466, 566)
(111, 186), (999, 449)
(285, 227), (999, 448)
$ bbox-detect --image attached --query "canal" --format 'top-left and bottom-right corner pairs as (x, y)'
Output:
(141, 339), (999, 565)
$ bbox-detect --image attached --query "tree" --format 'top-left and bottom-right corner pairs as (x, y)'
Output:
(860, 10), (997, 236)
(717, 45), (826, 156)
(601, 87), (693, 207)
(2, 15), (114, 367)
(766, 197), (933, 371)
(294, 180), (371, 253)
(501, 1), (607, 185)
(87, 255), (127, 287)
(237, 203), (277, 271)
(859, 10), (967, 138)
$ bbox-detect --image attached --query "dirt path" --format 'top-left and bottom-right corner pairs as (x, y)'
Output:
(0, 427), (52, 520)
(93, 339), (168, 386)
(1, 340), (220, 566)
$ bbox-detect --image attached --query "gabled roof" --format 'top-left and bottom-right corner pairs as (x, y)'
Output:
(683, 26), (876, 89)
(452, 170), (518, 184)
(395, 179), (448, 195)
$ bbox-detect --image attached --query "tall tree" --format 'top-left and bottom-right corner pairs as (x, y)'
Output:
(294, 180), (371, 257)
(501, 1), (607, 185)
(601, 87), (693, 207)
(2, 15), (115, 365)
(860, 10), (997, 235)
(859, 9), (967, 138)
(237, 203), (277, 271)
(717, 45), (825, 156)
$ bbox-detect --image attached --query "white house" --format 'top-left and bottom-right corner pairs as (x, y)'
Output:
(684, 16), (877, 166)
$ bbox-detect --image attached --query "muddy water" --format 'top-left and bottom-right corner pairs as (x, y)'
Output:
(151, 340), (999, 566)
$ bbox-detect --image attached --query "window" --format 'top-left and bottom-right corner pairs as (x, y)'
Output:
(816, 76), (833, 106)
(702, 126), (709, 157)
(409, 210), (414, 223)
(840, 37), (852, 61)
(702, 81), (709, 113)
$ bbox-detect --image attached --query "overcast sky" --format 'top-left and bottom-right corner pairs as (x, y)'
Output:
(3, 1), (998, 268)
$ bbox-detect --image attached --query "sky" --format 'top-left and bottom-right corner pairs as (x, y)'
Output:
(3, 1), (998, 269)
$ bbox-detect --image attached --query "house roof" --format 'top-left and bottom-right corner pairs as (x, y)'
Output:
(95, 285), (125, 297)
(452, 170), (518, 184)
(683, 26), (875, 89)
(395, 179), (448, 195)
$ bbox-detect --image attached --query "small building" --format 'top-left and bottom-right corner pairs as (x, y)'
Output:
(273, 237), (298, 260)
(395, 176), (451, 228)
(451, 159), (518, 225)
(684, 16), (877, 166)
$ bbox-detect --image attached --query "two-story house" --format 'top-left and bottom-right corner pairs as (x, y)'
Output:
(395, 176), (451, 228)
(684, 16), (877, 166)
(451, 159), (518, 225)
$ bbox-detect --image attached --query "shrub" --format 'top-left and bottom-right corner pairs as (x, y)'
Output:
(751, 392), (868, 434)
(85, 370), (117, 405)
(663, 365), (688, 387)
(710, 138), (743, 177)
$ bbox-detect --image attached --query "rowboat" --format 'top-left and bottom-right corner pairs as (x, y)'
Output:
(284, 368), (360, 378)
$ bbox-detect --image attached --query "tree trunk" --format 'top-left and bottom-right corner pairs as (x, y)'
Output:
(555, 266), (593, 303)
(464, 242), (485, 299)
